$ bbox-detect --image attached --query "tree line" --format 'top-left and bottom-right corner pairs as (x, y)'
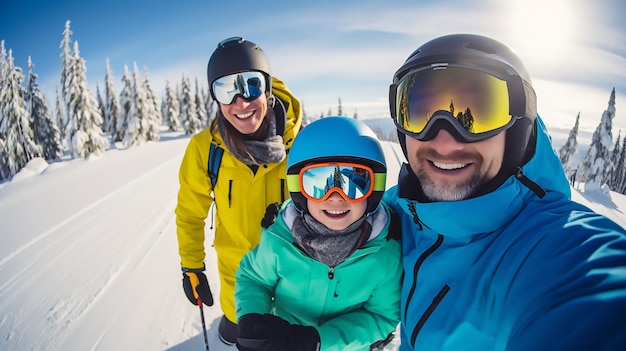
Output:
(558, 88), (625, 195)
(1, 21), (620, 190)
(1, 19), (402, 182)
(0, 20), (218, 181)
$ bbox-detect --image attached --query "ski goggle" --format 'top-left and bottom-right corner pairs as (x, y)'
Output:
(212, 71), (266, 105)
(390, 66), (520, 142)
(287, 162), (385, 203)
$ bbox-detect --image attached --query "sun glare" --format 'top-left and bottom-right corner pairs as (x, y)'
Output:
(511, 0), (574, 59)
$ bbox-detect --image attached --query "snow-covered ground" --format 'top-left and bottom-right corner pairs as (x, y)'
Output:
(1, 125), (624, 351)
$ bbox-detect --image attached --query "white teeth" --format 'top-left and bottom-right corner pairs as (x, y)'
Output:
(326, 210), (348, 215)
(432, 161), (468, 170)
(236, 111), (253, 119)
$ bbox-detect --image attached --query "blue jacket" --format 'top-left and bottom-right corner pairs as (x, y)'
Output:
(383, 116), (626, 350)
(235, 201), (402, 351)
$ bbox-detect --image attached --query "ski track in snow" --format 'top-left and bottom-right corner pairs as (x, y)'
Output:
(0, 156), (176, 270)
(0, 138), (194, 350)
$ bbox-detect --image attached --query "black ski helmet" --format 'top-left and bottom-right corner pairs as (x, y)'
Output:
(389, 34), (538, 190)
(207, 37), (272, 100)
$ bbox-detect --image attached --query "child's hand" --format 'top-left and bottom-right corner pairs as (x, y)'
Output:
(236, 313), (319, 351)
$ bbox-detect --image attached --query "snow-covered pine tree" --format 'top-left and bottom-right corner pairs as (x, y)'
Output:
(59, 20), (74, 129)
(607, 131), (621, 190)
(558, 112), (579, 175)
(103, 59), (120, 138)
(163, 79), (180, 131)
(0, 137), (6, 180)
(581, 88), (616, 191)
(610, 131), (625, 194)
(120, 62), (150, 146)
(116, 65), (133, 142)
(142, 66), (161, 142)
(180, 74), (200, 134)
(64, 41), (109, 158)
(55, 88), (66, 142)
(617, 136), (626, 194)
(0, 40), (6, 97)
(301, 101), (309, 127)
(194, 78), (208, 128)
(204, 85), (216, 124)
(160, 98), (166, 129)
(95, 84), (106, 129)
(26, 56), (62, 161)
(0, 49), (42, 179)
(337, 97), (343, 116)
(0, 40), (6, 179)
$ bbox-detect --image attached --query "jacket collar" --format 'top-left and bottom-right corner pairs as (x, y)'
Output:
(395, 115), (570, 239)
(279, 200), (389, 243)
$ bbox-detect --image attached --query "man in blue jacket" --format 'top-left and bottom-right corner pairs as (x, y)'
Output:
(384, 33), (626, 350)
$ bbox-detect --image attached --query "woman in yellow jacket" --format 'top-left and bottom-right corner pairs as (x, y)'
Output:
(175, 37), (302, 346)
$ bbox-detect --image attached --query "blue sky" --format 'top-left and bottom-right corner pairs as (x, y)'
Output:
(2, 0), (625, 132)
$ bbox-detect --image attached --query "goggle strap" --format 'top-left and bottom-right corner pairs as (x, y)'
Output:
(373, 173), (386, 191)
(287, 174), (301, 192)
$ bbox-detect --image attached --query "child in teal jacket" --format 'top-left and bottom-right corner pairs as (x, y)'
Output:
(235, 117), (402, 351)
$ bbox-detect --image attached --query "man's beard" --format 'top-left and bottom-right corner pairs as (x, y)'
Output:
(416, 166), (482, 201)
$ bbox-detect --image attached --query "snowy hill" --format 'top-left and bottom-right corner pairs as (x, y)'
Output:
(0, 127), (624, 350)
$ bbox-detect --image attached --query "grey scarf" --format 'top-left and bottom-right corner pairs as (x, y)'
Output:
(291, 212), (371, 267)
(217, 107), (286, 166)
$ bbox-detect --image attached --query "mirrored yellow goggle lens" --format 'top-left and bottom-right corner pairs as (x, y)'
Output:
(396, 67), (512, 134)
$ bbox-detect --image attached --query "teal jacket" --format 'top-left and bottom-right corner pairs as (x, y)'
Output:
(384, 116), (626, 350)
(235, 200), (402, 351)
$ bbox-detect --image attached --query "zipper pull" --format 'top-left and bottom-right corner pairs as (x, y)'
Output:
(408, 202), (423, 230)
(328, 267), (334, 280)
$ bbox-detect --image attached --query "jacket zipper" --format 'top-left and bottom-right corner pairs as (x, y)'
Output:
(328, 267), (341, 297)
(228, 180), (233, 208)
(515, 167), (547, 198)
(404, 233), (446, 347)
(408, 202), (423, 229)
(281, 179), (286, 202)
(410, 284), (450, 346)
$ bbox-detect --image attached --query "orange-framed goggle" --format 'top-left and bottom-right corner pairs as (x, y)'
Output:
(287, 162), (385, 203)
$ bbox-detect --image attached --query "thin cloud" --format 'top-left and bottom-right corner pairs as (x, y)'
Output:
(1, 0), (624, 129)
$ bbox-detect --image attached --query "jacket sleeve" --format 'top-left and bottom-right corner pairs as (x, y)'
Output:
(235, 228), (279, 321)
(506, 215), (626, 351)
(175, 132), (214, 269)
(318, 240), (403, 350)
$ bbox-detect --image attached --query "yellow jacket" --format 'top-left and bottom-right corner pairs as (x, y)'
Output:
(176, 77), (301, 322)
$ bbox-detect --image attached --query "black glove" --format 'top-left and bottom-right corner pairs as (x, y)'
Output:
(261, 202), (281, 228)
(236, 313), (320, 351)
(182, 269), (213, 306)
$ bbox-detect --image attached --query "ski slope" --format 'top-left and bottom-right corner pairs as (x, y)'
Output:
(1, 128), (624, 350)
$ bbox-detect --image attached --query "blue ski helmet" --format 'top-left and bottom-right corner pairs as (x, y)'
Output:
(287, 116), (387, 214)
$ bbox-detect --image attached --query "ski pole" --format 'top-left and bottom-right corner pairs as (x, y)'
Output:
(188, 272), (209, 350)
(197, 297), (209, 351)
